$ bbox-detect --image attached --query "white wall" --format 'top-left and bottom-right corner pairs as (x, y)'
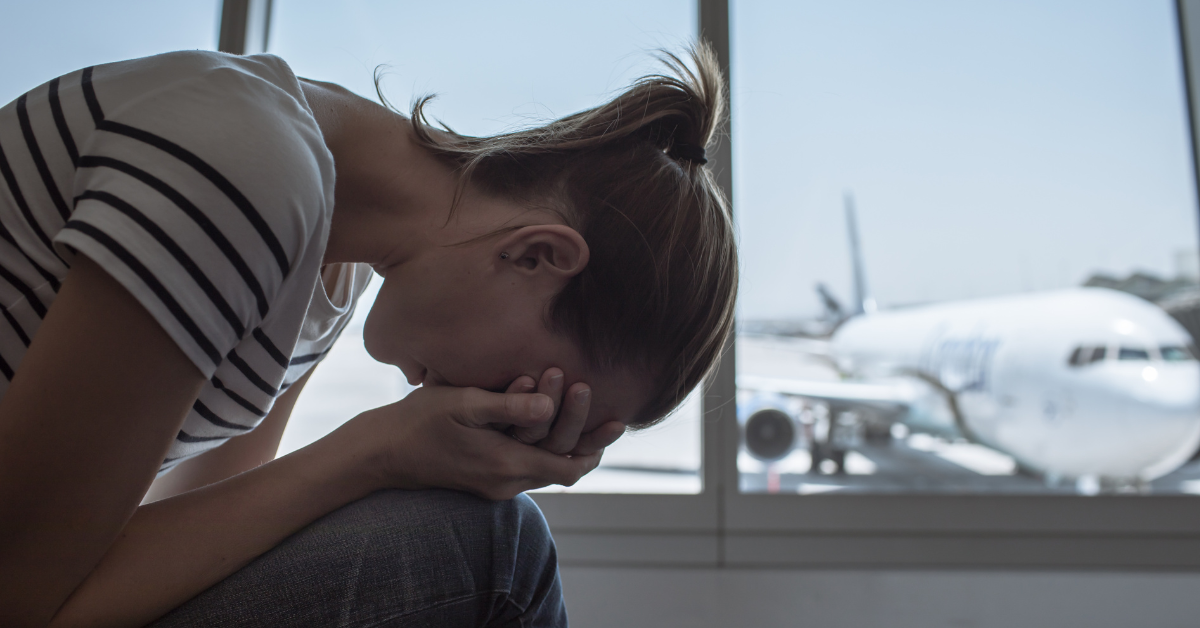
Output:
(562, 567), (1200, 628)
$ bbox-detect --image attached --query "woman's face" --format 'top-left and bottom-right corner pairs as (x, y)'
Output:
(363, 228), (650, 432)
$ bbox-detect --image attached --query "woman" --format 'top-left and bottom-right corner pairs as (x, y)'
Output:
(0, 43), (735, 626)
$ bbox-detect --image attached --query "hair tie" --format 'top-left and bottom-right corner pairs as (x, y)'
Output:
(669, 142), (708, 165)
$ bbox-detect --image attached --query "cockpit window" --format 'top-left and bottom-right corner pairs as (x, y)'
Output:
(1161, 345), (1196, 362)
(1068, 345), (1107, 366)
(1118, 347), (1150, 361)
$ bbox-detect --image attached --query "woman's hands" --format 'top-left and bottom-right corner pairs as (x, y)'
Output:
(354, 371), (625, 501)
(505, 368), (626, 455)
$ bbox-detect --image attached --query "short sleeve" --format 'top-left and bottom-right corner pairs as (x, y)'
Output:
(53, 52), (334, 377)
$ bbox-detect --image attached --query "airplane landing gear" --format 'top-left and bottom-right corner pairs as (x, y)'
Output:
(810, 443), (846, 474)
(808, 406), (858, 475)
(863, 422), (893, 444)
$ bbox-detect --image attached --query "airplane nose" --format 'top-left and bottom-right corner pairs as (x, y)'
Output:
(1142, 366), (1158, 382)
(1118, 364), (1200, 479)
(1135, 364), (1200, 409)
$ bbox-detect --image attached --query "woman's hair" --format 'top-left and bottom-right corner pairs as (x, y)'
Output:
(395, 44), (736, 427)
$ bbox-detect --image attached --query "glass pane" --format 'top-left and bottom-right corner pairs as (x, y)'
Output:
(271, 0), (700, 493)
(1162, 345), (1194, 361)
(0, 1), (221, 105)
(734, 0), (1200, 495)
(1119, 347), (1152, 361)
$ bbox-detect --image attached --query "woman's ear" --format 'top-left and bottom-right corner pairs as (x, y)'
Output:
(495, 225), (590, 283)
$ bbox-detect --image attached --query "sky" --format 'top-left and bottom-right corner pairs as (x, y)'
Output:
(2, 0), (1196, 321)
(733, 0), (1199, 318)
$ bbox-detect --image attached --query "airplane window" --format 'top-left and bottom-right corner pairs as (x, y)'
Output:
(1068, 346), (1108, 367)
(1068, 347), (1086, 367)
(1118, 347), (1152, 361)
(1161, 345), (1195, 361)
(268, 0), (700, 494)
(1069, 345), (1108, 366)
(734, 1), (1200, 496)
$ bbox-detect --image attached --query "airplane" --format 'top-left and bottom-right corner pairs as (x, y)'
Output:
(738, 195), (1200, 492)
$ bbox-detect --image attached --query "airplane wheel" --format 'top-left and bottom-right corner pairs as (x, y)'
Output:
(829, 449), (846, 475)
(808, 443), (825, 473)
(810, 445), (845, 475)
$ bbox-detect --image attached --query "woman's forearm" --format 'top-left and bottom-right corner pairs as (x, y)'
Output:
(50, 417), (383, 628)
(46, 381), (610, 627)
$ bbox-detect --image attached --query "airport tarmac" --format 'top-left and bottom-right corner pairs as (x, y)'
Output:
(558, 436), (1200, 495)
(557, 436), (1200, 495)
(736, 437), (1200, 495)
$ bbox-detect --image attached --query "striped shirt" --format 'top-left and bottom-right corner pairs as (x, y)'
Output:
(0, 51), (372, 475)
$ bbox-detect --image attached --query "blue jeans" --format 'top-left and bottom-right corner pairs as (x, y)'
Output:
(149, 489), (567, 627)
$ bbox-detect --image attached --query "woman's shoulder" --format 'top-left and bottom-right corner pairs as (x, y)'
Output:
(90, 50), (324, 154)
(46, 51), (339, 378)
(80, 50), (336, 255)
(93, 50), (307, 110)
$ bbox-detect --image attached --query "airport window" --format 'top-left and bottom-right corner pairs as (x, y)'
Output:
(11, 0), (1200, 571)
(267, 0), (701, 494)
(180, 0), (1200, 570)
(732, 0), (1200, 496)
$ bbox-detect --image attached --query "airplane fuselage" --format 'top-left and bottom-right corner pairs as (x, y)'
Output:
(831, 287), (1200, 481)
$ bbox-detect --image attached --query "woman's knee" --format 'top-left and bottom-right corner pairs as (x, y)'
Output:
(317, 489), (565, 626)
(507, 492), (556, 562)
(394, 491), (556, 591)
(339, 489), (554, 563)
(332, 489), (563, 624)
(152, 489), (565, 627)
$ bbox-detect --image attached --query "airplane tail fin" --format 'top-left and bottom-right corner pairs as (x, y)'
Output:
(816, 282), (845, 322)
(845, 192), (877, 315)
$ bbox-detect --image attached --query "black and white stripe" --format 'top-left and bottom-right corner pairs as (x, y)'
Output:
(74, 188), (248, 339)
(78, 155), (272, 318)
(80, 67), (292, 278)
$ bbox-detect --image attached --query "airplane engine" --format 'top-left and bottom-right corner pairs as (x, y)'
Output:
(745, 408), (796, 461)
(739, 393), (802, 462)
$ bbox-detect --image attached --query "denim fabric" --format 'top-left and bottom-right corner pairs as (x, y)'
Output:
(149, 489), (567, 627)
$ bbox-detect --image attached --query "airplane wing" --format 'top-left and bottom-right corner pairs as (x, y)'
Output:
(737, 374), (920, 414)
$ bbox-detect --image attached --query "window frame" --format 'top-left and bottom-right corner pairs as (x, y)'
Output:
(716, 0), (1200, 570)
(550, 0), (1200, 570)
(229, 0), (1200, 569)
